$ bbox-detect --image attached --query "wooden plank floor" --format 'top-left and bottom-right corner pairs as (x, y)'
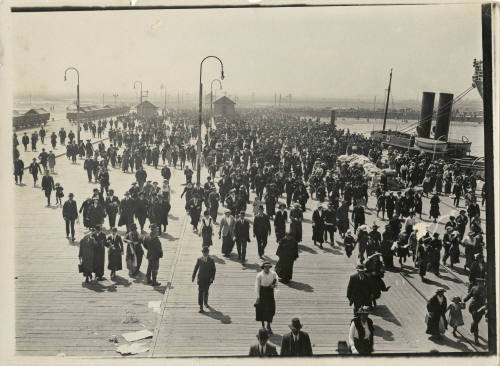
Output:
(15, 129), (488, 357)
(151, 175), (488, 356)
(15, 134), (188, 356)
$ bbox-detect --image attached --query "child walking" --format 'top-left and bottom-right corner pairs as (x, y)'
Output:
(447, 296), (465, 337)
(55, 183), (64, 206)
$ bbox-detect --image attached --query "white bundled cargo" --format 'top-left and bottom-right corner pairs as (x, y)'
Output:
(338, 154), (381, 176)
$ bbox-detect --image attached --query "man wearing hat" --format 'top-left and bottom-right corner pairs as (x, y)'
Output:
(40, 170), (55, 206)
(352, 201), (365, 233)
(426, 288), (448, 340)
(62, 193), (78, 241)
(92, 225), (107, 281)
(455, 210), (468, 240)
(274, 203), (288, 242)
(79, 227), (96, 283)
(106, 227), (123, 280)
(192, 246), (216, 313)
(289, 202), (303, 243)
(219, 209), (235, 257)
(105, 189), (120, 229)
(84, 156), (95, 183)
(118, 191), (135, 233)
(323, 202), (336, 246)
(234, 211), (251, 264)
(428, 232), (442, 277)
(463, 278), (487, 345)
(312, 204), (325, 248)
(348, 306), (374, 355)
(253, 205), (271, 259)
(442, 226), (454, 267)
(468, 252), (486, 287)
(280, 318), (313, 356)
(248, 328), (278, 357)
(88, 198), (106, 229)
(347, 264), (371, 313)
(144, 224), (163, 286)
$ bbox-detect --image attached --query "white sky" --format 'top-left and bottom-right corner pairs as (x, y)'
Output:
(12, 4), (482, 100)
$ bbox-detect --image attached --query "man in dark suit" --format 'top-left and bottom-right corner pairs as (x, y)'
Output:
(253, 205), (271, 259)
(346, 264), (371, 313)
(280, 318), (313, 356)
(249, 328), (278, 357)
(84, 157), (94, 182)
(192, 246), (216, 313)
(105, 189), (120, 229)
(274, 203), (288, 242)
(41, 170), (55, 206)
(62, 193), (78, 241)
(234, 211), (251, 264)
(144, 225), (163, 287)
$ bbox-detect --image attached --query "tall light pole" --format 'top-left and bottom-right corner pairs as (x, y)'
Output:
(210, 78), (222, 119)
(134, 80), (143, 119)
(64, 67), (80, 144)
(113, 93), (119, 106)
(197, 56), (224, 184)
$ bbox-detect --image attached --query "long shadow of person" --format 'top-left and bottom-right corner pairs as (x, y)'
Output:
(321, 246), (343, 255)
(211, 255), (226, 264)
(132, 271), (148, 284)
(112, 275), (132, 287)
(370, 305), (402, 327)
(154, 284), (168, 294)
(373, 324), (394, 341)
(202, 306), (232, 324)
(298, 244), (317, 254)
(262, 255), (277, 265)
(242, 262), (262, 272)
(285, 280), (314, 293)
(430, 334), (476, 352)
(82, 281), (108, 293)
(162, 232), (179, 241)
(268, 332), (283, 348)
(421, 277), (450, 290)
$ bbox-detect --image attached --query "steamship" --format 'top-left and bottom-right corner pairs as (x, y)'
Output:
(371, 63), (482, 159)
(371, 61), (485, 178)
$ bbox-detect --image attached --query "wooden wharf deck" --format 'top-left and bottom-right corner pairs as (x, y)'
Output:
(14, 131), (488, 357)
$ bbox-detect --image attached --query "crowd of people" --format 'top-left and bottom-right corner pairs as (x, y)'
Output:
(13, 107), (489, 354)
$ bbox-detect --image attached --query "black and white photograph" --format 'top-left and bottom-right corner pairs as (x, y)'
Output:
(1, 0), (498, 363)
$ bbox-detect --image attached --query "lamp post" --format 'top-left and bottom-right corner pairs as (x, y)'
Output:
(64, 67), (80, 144)
(134, 80), (143, 119)
(197, 56), (224, 184)
(210, 78), (222, 119)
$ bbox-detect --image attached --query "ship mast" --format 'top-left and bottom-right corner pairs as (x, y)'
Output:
(382, 68), (393, 131)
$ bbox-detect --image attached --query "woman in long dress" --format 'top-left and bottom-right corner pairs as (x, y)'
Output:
(200, 211), (214, 247)
(106, 227), (123, 280)
(255, 262), (278, 334)
(289, 202), (303, 243)
(275, 232), (298, 283)
(429, 193), (440, 223)
(125, 223), (143, 276)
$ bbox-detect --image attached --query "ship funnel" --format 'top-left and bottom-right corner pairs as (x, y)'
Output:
(434, 93), (454, 141)
(417, 92), (435, 138)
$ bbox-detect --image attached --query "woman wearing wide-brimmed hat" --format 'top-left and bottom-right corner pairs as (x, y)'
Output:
(348, 306), (374, 355)
(255, 262), (278, 334)
(289, 202), (303, 243)
(426, 288), (448, 340)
